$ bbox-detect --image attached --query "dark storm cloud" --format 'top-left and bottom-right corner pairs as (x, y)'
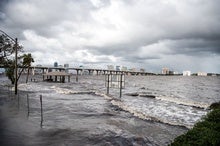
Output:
(0, 0), (9, 10)
(0, 0), (220, 72)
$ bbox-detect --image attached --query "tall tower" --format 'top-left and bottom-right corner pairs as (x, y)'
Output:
(54, 62), (58, 67)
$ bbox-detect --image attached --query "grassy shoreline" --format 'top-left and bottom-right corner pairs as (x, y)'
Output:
(169, 102), (220, 146)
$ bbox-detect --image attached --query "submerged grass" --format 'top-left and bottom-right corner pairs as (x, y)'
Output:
(169, 102), (220, 146)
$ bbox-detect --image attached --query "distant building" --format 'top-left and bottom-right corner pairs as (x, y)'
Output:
(140, 68), (145, 72)
(64, 64), (69, 68)
(207, 73), (217, 76)
(121, 66), (128, 71)
(116, 66), (121, 71)
(183, 71), (191, 76)
(197, 72), (207, 76)
(169, 71), (174, 75)
(129, 68), (136, 72)
(54, 62), (58, 67)
(64, 64), (69, 73)
(54, 62), (58, 71)
(107, 65), (114, 70)
(34, 64), (43, 74)
(162, 67), (169, 75)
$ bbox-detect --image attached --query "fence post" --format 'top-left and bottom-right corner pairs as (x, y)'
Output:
(17, 92), (20, 109)
(27, 94), (29, 116)
(40, 95), (43, 124)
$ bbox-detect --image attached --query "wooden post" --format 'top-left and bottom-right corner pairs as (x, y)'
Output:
(17, 92), (20, 108)
(96, 70), (99, 76)
(43, 74), (45, 81)
(107, 74), (110, 95)
(27, 94), (29, 116)
(63, 76), (65, 83)
(76, 70), (79, 82)
(119, 74), (123, 98)
(40, 95), (43, 123)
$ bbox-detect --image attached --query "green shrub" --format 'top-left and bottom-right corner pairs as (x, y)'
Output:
(169, 102), (220, 146)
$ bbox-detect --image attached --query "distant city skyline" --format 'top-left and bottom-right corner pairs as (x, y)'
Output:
(34, 61), (218, 75)
(0, 0), (220, 73)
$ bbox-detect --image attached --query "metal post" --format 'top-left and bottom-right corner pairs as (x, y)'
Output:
(15, 38), (18, 95)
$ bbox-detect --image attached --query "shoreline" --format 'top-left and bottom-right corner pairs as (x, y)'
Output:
(169, 102), (220, 146)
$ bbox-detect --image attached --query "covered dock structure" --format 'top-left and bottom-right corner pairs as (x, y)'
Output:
(43, 71), (71, 83)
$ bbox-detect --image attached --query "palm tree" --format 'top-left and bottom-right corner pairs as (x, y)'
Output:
(22, 53), (34, 83)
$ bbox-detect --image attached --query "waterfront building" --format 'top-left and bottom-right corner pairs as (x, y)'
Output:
(197, 72), (207, 76)
(140, 68), (145, 72)
(54, 62), (58, 67)
(129, 68), (136, 72)
(121, 66), (128, 71)
(107, 65), (114, 70)
(64, 64), (69, 73)
(162, 67), (169, 75)
(64, 64), (69, 68)
(33, 64), (43, 74)
(183, 71), (191, 76)
(116, 66), (121, 71)
(169, 71), (174, 75)
(54, 62), (58, 71)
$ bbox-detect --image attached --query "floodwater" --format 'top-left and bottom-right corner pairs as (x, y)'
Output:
(0, 74), (219, 146)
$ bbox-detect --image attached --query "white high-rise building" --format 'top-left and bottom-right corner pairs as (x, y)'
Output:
(162, 67), (169, 75)
(183, 71), (191, 76)
(197, 72), (207, 76)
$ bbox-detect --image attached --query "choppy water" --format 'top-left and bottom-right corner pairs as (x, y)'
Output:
(0, 75), (219, 146)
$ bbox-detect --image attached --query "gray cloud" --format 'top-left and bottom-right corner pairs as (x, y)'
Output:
(0, 0), (220, 73)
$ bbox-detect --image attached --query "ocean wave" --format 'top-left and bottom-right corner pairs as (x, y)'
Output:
(54, 87), (96, 95)
(96, 93), (193, 129)
(125, 92), (210, 109)
(110, 98), (193, 129)
(156, 96), (210, 109)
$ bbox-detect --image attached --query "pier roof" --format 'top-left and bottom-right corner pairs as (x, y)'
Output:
(43, 71), (70, 76)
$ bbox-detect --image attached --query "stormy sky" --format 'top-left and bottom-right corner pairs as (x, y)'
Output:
(0, 0), (220, 73)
